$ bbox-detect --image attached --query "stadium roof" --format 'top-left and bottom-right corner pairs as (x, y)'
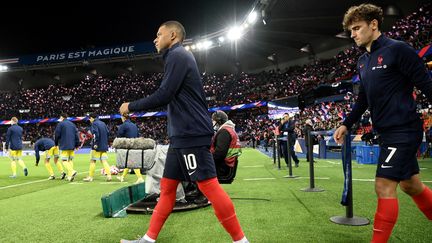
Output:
(0, 0), (429, 90)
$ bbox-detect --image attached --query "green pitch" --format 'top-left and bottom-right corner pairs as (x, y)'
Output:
(0, 149), (431, 242)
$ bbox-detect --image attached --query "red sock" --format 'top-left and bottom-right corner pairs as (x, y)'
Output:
(371, 198), (398, 243)
(197, 177), (245, 241)
(412, 186), (432, 220)
(146, 177), (179, 240)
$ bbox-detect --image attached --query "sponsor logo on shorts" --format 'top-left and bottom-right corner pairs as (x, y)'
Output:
(188, 170), (196, 176)
(381, 165), (393, 169)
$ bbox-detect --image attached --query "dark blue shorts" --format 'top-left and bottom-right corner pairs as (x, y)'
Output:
(376, 130), (422, 181)
(163, 146), (217, 182)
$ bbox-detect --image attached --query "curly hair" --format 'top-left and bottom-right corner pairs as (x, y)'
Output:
(343, 3), (383, 30)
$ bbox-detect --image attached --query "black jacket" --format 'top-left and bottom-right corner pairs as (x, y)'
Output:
(128, 43), (213, 148)
(279, 119), (296, 144)
(343, 35), (432, 138)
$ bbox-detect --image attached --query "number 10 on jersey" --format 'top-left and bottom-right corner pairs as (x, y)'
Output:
(183, 154), (197, 170)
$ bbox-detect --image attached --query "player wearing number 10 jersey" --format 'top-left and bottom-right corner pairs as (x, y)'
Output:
(119, 21), (248, 243)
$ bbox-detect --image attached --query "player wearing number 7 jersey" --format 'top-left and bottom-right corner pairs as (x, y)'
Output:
(119, 21), (248, 243)
(333, 4), (432, 243)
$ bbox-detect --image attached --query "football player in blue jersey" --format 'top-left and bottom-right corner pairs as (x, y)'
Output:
(334, 4), (432, 242)
(120, 21), (247, 243)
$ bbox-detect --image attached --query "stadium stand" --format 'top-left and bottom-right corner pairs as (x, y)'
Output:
(0, 3), (430, 147)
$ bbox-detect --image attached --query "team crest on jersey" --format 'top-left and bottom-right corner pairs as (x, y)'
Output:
(372, 54), (387, 70)
(377, 55), (383, 65)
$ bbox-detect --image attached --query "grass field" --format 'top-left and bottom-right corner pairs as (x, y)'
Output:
(0, 148), (431, 243)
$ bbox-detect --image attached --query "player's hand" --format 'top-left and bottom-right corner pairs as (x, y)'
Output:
(333, 125), (348, 145)
(119, 102), (130, 114)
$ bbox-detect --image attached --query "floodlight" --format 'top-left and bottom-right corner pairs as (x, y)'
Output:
(227, 26), (243, 41)
(247, 11), (258, 24)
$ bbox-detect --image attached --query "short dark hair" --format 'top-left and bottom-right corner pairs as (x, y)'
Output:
(88, 113), (98, 119)
(212, 110), (228, 125)
(161, 20), (186, 42)
(343, 4), (383, 30)
(60, 113), (68, 118)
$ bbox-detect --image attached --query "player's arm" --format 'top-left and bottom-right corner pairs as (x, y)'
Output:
(128, 52), (188, 112)
(396, 42), (432, 99)
(212, 130), (231, 162)
(105, 126), (110, 140)
(335, 75), (368, 144)
(34, 144), (40, 166)
(278, 122), (285, 132)
(74, 129), (80, 149)
(342, 81), (368, 130)
(287, 120), (296, 133)
(54, 124), (61, 146)
(91, 124), (99, 149)
(5, 128), (11, 149)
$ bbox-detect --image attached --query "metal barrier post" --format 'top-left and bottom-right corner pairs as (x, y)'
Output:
(276, 136), (281, 169)
(330, 131), (369, 226)
(301, 129), (324, 192)
(284, 135), (298, 179)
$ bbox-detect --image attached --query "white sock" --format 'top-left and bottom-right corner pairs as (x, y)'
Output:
(143, 234), (155, 242)
(233, 236), (249, 243)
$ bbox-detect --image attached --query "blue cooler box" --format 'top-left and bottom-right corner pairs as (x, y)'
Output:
(356, 145), (380, 164)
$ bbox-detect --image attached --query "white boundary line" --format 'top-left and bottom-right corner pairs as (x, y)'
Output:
(242, 165), (264, 168)
(325, 160), (341, 165)
(0, 178), (49, 190)
(0, 171), (88, 190)
(99, 182), (129, 185)
(244, 178), (276, 181)
(295, 177), (330, 180)
(352, 178), (374, 182)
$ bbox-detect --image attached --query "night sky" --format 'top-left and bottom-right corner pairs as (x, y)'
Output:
(0, 0), (251, 57)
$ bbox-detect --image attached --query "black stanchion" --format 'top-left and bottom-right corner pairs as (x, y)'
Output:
(301, 129), (324, 192)
(276, 136), (281, 170)
(330, 131), (369, 226)
(283, 135), (298, 179)
(273, 138), (276, 165)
